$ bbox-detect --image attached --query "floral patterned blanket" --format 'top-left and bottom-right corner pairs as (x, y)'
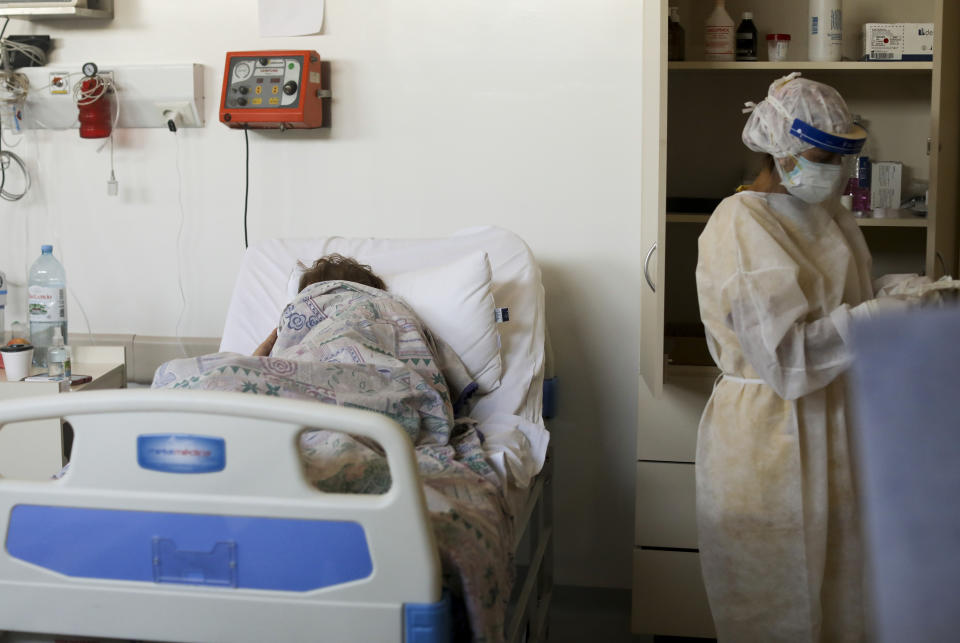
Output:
(152, 281), (513, 642)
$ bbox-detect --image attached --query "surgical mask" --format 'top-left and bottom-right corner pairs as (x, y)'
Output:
(776, 154), (847, 204)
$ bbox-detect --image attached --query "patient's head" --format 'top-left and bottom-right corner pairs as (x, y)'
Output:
(299, 254), (387, 292)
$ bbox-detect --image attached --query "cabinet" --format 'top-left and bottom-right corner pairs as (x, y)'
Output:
(634, 0), (960, 638)
(0, 346), (126, 480)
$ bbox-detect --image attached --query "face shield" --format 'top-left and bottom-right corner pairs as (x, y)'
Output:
(788, 117), (867, 156)
(776, 117), (867, 204)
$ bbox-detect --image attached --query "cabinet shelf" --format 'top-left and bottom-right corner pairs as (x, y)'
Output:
(666, 213), (930, 227)
(669, 61), (933, 72)
(855, 217), (930, 227)
(664, 364), (720, 379)
(665, 213), (710, 224)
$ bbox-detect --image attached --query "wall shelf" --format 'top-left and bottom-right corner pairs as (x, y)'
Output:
(0, 0), (113, 19)
(669, 61), (933, 71)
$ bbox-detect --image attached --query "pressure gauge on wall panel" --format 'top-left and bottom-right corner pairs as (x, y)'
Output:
(82, 62), (98, 77)
(232, 61), (253, 83)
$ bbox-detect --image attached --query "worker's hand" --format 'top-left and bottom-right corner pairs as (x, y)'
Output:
(852, 296), (914, 321)
(253, 328), (278, 357)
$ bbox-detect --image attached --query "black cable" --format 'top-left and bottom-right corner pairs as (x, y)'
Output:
(0, 114), (6, 199)
(243, 126), (249, 248)
(0, 18), (8, 196)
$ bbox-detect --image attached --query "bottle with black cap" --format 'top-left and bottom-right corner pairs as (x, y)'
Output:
(735, 11), (759, 61)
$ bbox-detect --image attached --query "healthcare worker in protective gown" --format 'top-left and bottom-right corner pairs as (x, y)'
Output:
(695, 73), (910, 643)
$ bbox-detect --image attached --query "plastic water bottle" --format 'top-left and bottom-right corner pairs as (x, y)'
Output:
(28, 245), (68, 368)
(48, 326), (71, 380)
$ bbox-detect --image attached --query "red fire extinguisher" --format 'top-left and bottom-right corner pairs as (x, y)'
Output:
(77, 62), (114, 139)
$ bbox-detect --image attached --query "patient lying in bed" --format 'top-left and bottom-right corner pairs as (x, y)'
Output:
(151, 254), (511, 643)
(155, 253), (475, 443)
(251, 254), (388, 358)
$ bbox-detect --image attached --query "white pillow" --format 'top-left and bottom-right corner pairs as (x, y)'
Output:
(286, 252), (502, 394)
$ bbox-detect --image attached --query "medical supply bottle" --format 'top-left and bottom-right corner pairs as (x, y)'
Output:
(809, 0), (842, 62)
(28, 245), (67, 368)
(668, 6), (685, 61)
(47, 327), (71, 380)
(846, 156), (872, 214)
(705, 0), (735, 61)
(735, 11), (758, 61)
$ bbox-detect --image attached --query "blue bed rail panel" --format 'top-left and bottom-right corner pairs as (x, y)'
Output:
(405, 591), (452, 643)
(6, 505), (373, 591)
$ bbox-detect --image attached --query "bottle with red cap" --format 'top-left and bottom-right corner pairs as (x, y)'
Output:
(767, 33), (792, 62)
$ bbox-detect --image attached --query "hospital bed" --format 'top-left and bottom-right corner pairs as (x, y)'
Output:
(0, 226), (554, 643)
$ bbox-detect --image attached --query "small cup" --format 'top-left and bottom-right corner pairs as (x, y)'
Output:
(1, 344), (34, 381)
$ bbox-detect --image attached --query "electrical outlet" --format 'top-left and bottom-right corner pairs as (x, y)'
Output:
(156, 101), (199, 129)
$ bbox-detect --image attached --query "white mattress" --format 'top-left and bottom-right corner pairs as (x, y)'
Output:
(220, 226), (549, 485)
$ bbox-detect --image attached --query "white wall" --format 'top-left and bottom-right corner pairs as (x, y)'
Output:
(0, 0), (644, 588)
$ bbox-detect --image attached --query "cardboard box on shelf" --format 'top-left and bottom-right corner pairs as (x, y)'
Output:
(861, 23), (934, 61)
(870, 162), (903, 211)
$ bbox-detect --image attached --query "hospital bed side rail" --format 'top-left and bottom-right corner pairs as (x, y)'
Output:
(0, 390), (447, 643)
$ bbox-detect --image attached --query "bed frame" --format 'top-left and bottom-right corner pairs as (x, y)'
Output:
(0, 389), (553, 643)
(505, 443), (554, 643)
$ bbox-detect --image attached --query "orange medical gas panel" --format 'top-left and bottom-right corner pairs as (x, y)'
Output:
(219, 50), (328, 129)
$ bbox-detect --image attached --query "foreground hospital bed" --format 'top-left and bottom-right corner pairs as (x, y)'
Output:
(0, 226), (554, 643)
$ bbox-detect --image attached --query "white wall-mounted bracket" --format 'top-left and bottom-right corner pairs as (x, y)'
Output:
(17, 63), (204, 131)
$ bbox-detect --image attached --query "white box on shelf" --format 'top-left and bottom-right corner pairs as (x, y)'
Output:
(861, 23), (934, 61)
(871, 162), (903, 211)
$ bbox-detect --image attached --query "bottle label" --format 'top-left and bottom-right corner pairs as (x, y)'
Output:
(29, 286), (66, 322)
(705, 26), (734, 55)
(736, 34), (757, 59)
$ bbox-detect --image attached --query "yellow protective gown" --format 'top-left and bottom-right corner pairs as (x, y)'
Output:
(695, 190), (872, 643)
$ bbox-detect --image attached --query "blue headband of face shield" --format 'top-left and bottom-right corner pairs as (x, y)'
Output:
(789, 118), (867, 155)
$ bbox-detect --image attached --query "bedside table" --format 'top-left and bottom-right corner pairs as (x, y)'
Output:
(0, 345), (125, 480)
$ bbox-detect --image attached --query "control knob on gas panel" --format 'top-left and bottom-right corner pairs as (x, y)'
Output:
(283, 81), (298, 96)
(238, 97), (248, 106)
(239, 86), (249, 95)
